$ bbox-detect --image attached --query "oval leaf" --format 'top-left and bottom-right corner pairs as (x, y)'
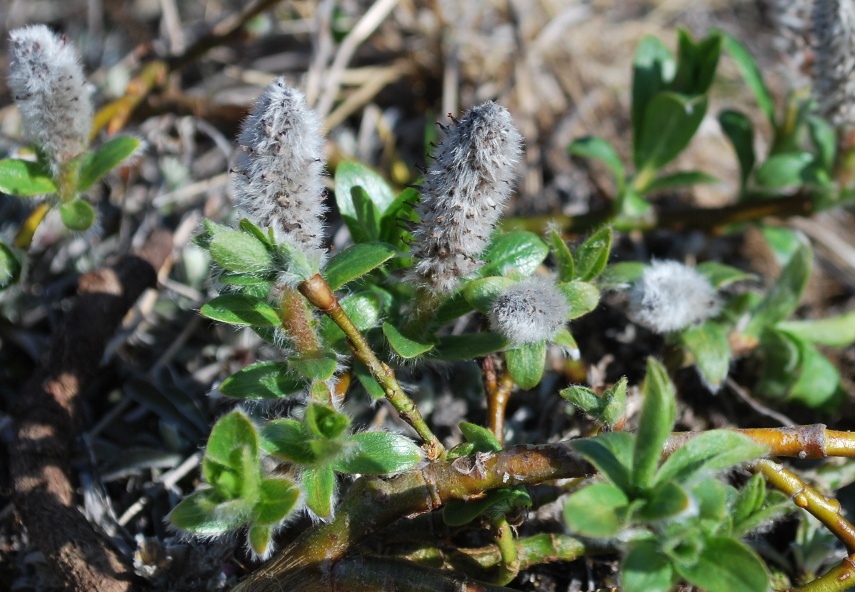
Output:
(635, 93), (707, 178)
(506, 341), (546, 390)
(323, 241), (397, 290)
(333, 432), (422, 474)
(568, 136), (626, 192)
(253, 478), (300, 525)
(0, 158), (56, 196)
(674, 537), (769, 592)
(574, 227), (613, 281)
(303, 466), (336, 518)
(383, 322), (434, 358)
(459, 422), (502, 452)
(433, 332), (508, 361)
(633, 358), (676, 490)
(78, 136), (141, 191)
(480, 231), (549, 277)
(201, 294), (280, 326)
(680, 321), (730, 391)
(168, 490), (252, 535)
(59, 199), (96, 231)
(564, 482), (629, 537)
(209, 231), (273, 273)
(220, 361), (305, 399)
(335, 160), (397, 221)
(288, 351), (338, 381)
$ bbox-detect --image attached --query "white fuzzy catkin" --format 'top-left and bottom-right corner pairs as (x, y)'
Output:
(8, 25), (93, 171)
(628, 260), (721, 334)
(489, 277), (570, 344)
(233, 78), (327, 257)
(410, 102), (523, 293)
(812, 0), (855, 130)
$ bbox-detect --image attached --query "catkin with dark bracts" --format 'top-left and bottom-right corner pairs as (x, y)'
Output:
(812, 0), (855, 130)
(8, 25), (93, 173)
(409, 102), (523, 294)
(232, 78), (327, 258)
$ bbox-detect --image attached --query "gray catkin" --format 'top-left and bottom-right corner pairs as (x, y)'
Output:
(409, 102), (523, 294)
(233, 78), (327, 259)
(812, 0), (855, 130)
(7, 25), (93, 173)
(489, 277), (570, 344)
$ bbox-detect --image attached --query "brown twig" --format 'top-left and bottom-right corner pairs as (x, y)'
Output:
(9, 230), (172, 592)
(486, 364), (516, 445)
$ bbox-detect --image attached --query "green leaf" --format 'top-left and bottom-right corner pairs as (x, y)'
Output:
(670, 29), (722, 96)
(754, 152), (814, 189)
(201, 294), (280, 326)
(674, 537), (769, 592)
(463, 276), (515, 313)
(288, 351), (338, 381)
(219, 362), (305, 400)
(432, 332), (508, 361)
(746, 238), (811, 335)
(320, 291), (381, 347)
(756, 328), (801, 400)
(459, 422), (503, 452)
(557, 280), (600, 319)
(194, 219), (231, 249)
(564, 482), (629, 537)
(552, 327), (579, 355)
(350, 186), (382, 242)
(78, 136), (141, 191)
(635, 481), (690, 522)
(680, 322), (730, 391)
(168, 490), (252, 535)
(444, 487), (531, 526)
(0, 158), (56, 196)
(721, 33), (776, 127)
(323, 241), (397, 290)
(634, 93), (707, 178)
(335, 160), (397, 221)
(719, 109), (756, 188)
(248, 524), (274, 558)
(570, 432), (635, 493)
(550, 229), (575, 282)
(253, 478), (300, 525)
(645, 170), (718, 192)
(332, 432), (422, 474)
(777, 312), (855, 347)
(59, 199), (96, 231)
(506, 341), (546, 389)
(622, 538), (675, 592)
(260, 419), (315, 464)
(303, 466), (336, 518)
(632, 36), (676, 160)
(568, 136), (626, 193)
(379, 187), (419, 248)
(808, 115), (836, 173)
(789, 339), (841, 409)
(655, 431), (766, 487)
(633, 358), (676, 490)
(433, 292), (475, 326)
(0, 243), (22, 290)
(598, 261), (645, 290)
(761, 225), (803, 264)
(563, 378), (627, 428)
(383, 322), (434, 358)
(209, 231), (273, 273)
(692, 477), (728, 524)
(696, 261), (755, 288)
(353, 361), (385, 399)
(480, 231), (549, 277)
(573, 227), (612, 281)
(305, 403), (350, 440)
(205, 411), (259, 472)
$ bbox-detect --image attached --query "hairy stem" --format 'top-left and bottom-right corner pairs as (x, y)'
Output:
(277, 286), (321, 353)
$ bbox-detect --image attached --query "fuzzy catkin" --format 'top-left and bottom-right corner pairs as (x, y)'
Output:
(812, 0), (855, 130)
(7, 25), (93, 171)
(489, 277), (570, 344)
(627, 260), (720, 334)
(410, 102), (523, 293)
(233, 78), (327, 257)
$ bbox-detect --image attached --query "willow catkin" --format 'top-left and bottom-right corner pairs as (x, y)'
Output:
(489, 277), (570, 344)
(812, 0), (855, 130)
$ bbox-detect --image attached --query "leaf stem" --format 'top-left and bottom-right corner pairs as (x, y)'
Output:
(485, 358), (515, 445)
(298, 274), (445, 460)
(490, 514), (520, 585)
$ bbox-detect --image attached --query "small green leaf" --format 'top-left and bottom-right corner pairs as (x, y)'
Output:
(692, 477), (728, 524)
(209, 231), (273, 273)
(557, 280), (600, 319)
(459, 422), (503, 452)
(570, 432), (635, 493)
(680, 322), (730, 391)
(205, 411), (259, 472)
(334, 160), (397, 219)
(746, 238), (812, 335)
(253, 478), (300, 525)
(568, 136), (626, 193)
(573, 227), (612, 281)
(552, 327), (579, 354)
(332, 432), (422, 474)
(789, 339), (841, 409)
(201, 294), (280, 326)
(506, 341), (546, 389)
(635, 481), (690, 522)
(808, 115), (836, 173)
(632, 36), (676, 160)
(696, 261), (755, 288)
(59, 199), (96, 231)
(305, 403), (350, 440)
(320, 291), (381, 347)
(598, 261), (645, 290)
(719, 109), (756, 188)
(379, 187), (419, 248)
(445, 487), (531, 526)
(0, 158), (56, 196)
(220, 362), (305, 400)
(260, 419), (315, 464)
(562, 385), (601, 414)
(670, 29), (721, 96)
(463, 276), (515, 313)
(194, 219), (231, 249)
(480, 231), (549, 277)
(635, 93), (708, 178)
(656, 431), (766, 488)
(353, 361), (385, 399)
(383, 322), (434, 358)
(248, 524), (274, 558)
(674, 537), (769, 592)
(350, 186), (382, 242)
(432, 332), (508, 361)
(0, 243), (22, 290)
(78, 136), (141, 191)
(633, 358), (676, 490)
(168, 490), (252, 535)
(564, 482), (629, 537)
(754, 152), (814, 189)
(288, 351), (338, 381)
(722, 32), (776, 127)
(550, 229), (575, 282)
(303, 466), (336, 518)
(622, 538), (674, 592)
(564, 378), (627, 428)
(777, 312), (855, 347)
(645, 170), (718, 192)
(433, 292), (475, 326)
(756, 328), (801, 400)
(761, 225), (804, 264)
(323, 241), (398, 290)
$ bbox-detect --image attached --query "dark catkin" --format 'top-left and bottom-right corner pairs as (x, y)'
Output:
(232, 78), (328, 261)
(812, 0), (855, 130)
(409, 102), (523, 293)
